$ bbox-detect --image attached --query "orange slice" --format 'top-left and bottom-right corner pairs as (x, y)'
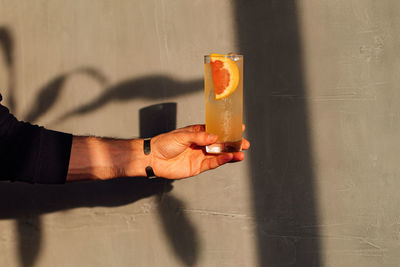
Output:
(210, 53), (239, 100)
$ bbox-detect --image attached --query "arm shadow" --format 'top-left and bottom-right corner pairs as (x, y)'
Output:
(0, 177), (172, 267)
(0, 178), (173, 220)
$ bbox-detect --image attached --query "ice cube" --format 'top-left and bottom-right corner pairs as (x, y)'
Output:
(227, 52), (240, 61)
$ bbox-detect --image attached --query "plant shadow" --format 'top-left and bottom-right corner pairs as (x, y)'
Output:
(0, 26), (16, 111)
(52, 75), (202, 125)
(1, 16), (204, 266)
(140, 102), (200, 267)
(0, 41), (203, 266)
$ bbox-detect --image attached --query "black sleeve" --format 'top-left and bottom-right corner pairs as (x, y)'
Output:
(0, 95), (72, 184)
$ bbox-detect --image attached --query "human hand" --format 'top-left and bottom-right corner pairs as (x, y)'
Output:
(149, 124), (250, 179)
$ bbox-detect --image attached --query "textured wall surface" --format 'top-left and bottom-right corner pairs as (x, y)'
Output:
(300, 1), (400, 266)
(0, 1), (399, 267)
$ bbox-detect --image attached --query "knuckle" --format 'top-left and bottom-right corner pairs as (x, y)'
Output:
(193, 125), (204, 132)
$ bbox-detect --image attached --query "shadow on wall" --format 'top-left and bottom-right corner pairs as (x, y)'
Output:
(24, 67), (108, 123)
(140, 103), (200, 267)
(0, 27), (16, 111)
(51, 75), (202, 126)
(0, 99), (201, 267)
(234, 1), (323, 266)
(0, 179), (174, 267)
(0, 25), (202, 267)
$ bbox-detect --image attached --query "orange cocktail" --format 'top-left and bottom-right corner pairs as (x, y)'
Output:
(204, 54), (243, 153)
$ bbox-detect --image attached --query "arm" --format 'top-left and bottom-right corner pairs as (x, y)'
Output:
(67, 125), (250, 182)
(0, 94), (248, 183)
(67, 137), (149, 181)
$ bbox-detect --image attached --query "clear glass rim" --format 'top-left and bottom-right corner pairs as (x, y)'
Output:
(204, 54), (243, 58)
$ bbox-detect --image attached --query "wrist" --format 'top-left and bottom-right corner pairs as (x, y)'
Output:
(67, 136), (153, 181)
(143, 138), (157, 178)
(125, 138), (152, 177)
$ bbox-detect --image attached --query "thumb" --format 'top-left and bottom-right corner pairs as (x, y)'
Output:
(177, 131), (218, 147)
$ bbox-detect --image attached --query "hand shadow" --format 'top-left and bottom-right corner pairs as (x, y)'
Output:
(157, 194), (199, 267)
(139, 102), (177, 138)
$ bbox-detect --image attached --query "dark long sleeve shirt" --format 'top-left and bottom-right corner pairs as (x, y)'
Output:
(0, 94), (72, 184)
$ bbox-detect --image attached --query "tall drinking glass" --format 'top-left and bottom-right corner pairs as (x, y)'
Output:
(204, 54), (243, 153)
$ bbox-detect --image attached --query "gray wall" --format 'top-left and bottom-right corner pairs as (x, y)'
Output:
(0, 1), (399, 267)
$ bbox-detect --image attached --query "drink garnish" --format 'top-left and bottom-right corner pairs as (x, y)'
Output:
(210, 53), (239, 100)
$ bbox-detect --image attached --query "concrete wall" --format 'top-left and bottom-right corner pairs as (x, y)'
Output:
(0, 1), (399, 266)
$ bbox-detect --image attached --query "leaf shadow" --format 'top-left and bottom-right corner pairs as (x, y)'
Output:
(24, 67), (108, 123)
(0, 26), (16, 111)
(52, 75), (202, 125)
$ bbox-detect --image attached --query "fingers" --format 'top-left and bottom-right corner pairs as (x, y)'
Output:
(180, 124), (244, 133)
(242, 138), (250, 150)
(174, 124), (250, 150)
(201, 153), (234, 172)
(187, 125), (206, 132)
(201, 150), (246, 172)
(174, 124), (205, 133)
(231, 151), (245, 162)
(176, 131), (218, 146)
(177, 124), (245, 133)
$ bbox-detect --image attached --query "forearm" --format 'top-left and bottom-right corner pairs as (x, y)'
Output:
(66, 136), (150, 182)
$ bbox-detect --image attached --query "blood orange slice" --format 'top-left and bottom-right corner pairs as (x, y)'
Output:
(210, 53), (239, 100)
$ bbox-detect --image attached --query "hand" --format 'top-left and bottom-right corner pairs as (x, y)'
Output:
(149, 125), (250, 179)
